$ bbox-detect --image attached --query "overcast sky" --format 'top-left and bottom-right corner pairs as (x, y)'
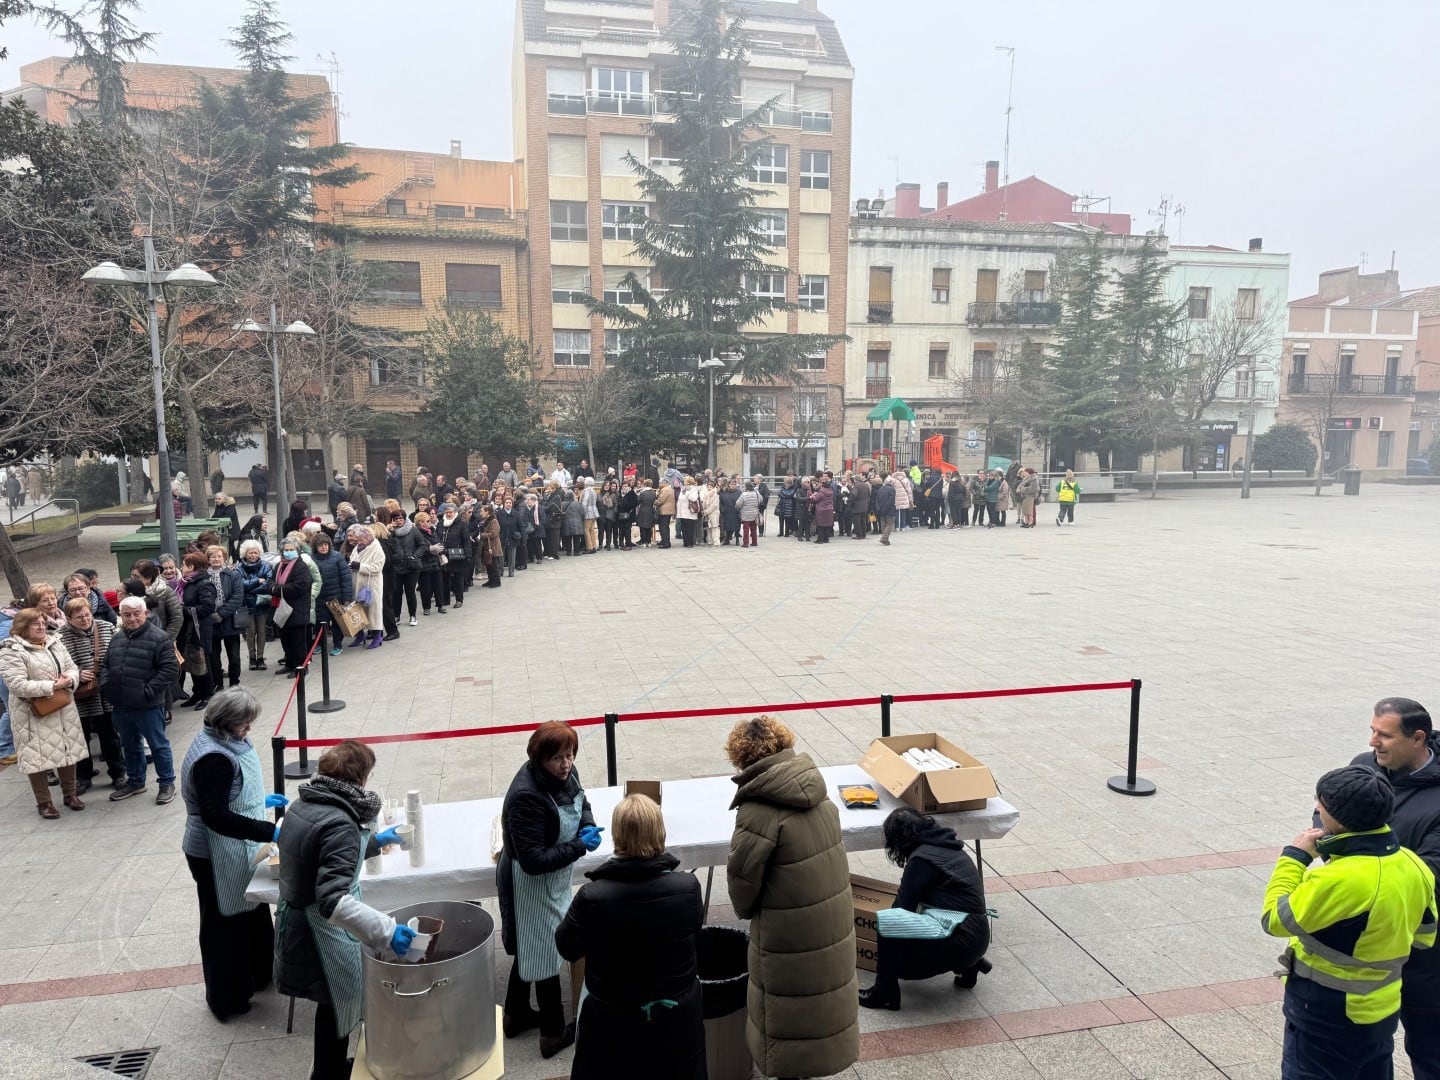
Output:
(4, 0), (1437, 293)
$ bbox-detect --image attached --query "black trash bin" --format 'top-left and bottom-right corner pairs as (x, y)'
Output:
(1342, 466), (1362, 496)
(699, 926), (752, 1080)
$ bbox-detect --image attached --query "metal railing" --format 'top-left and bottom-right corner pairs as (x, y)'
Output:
(966, 301), (1061, 326)
(4, 497), (80, 533)
(546, 89), (834, 131)
(1286, 373), (1415, 396)
(867, 302), (893, 324)
(865, 378), (891, 399)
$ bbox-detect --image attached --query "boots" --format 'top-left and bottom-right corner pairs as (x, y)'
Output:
(349, 632), (368, 648)
(365, 630), (384, 650)
(954, 958), (993, 989)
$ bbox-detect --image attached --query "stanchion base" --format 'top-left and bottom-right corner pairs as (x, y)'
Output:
(309, 700), (346, 714)
(284, 761), (318, 780)
(1107, 775), (1157, 797)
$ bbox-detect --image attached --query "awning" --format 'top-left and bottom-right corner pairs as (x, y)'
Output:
(866, 397), (916, 423)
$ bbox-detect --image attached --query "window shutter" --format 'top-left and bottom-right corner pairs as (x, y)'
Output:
(932, 267), (951, 291)
(603, 266), (631, 289)
(600, 135), (645, 175)
(797, 85), (832, 111)
(548, 135), (586, 177)
(869, 267), (893, 303)
(1024, 270), (1046, 293)
(745, 78), (792, 104)
(799, 213), (830, 253)
(546, 67), (584, 95)
(552, 266), (588, 291)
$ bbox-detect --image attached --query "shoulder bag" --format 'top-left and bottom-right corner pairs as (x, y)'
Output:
(74, 626), (101, 699)
(31, 645), (74, 717)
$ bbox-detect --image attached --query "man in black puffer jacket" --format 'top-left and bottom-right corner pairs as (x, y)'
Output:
(102, 597), (179, 804)
(1348, 697), (1440, 1079)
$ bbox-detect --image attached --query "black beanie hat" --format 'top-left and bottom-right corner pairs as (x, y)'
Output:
(1316, 765), (1394, 833)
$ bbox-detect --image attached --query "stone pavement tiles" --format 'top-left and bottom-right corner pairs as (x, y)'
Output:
(2, 487), (1438, 1076)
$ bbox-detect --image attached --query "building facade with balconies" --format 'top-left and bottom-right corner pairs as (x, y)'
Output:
(1159, 242), (1291, 472)
(844, 217), (1149, 471)
(513, 0), (853, 476)
(1279, 267), (1420, 479)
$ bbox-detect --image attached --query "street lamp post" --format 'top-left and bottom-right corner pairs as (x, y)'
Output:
(235, 308), (316, 520)
(700, 355), (726, 472)
(1241, 369), (1259, 500)
(84, 237), (219, 558)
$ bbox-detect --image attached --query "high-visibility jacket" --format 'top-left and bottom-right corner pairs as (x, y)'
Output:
(1262, 826), (1437, 1028)
(1056, 479), (1080, 504)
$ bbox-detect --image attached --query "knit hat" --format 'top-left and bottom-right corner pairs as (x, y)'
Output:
(1316, 765), (1394, 833)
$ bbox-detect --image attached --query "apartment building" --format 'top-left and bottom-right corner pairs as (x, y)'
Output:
(1280, 267), (1419, 478)
(846, 217), (1152, 472)
(513, 0), (853, 475)
(329, 145), (530, 483)
(1160, 240), (1291, 471)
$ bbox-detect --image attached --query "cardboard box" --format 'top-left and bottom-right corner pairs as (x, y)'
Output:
(625, 780), (662, 806)
(859, 734), (999, 814)
(851, 873), (898, 943)
(855, 937), (880, 973)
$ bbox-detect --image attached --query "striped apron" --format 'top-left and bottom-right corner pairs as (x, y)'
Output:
(207, 749), (267, 916)
(278, 832), (369, 1038)
(512, 794), (582, 982)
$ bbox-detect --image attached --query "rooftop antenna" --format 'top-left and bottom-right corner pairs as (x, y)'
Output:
(1173, 202), (1186, 245)
(1360, 250), (1368, 273)
(889, 154), (900, 185)
(996, 45), (1015, 221)
(1147, 194), (1172, 236)
(308, 51), (345, 125)
(1390, 249), (1396, 271)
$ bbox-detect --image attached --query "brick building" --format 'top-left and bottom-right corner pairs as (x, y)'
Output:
(512, 0), (854, 475)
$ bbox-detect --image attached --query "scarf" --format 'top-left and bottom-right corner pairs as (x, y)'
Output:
(304, 773), (383, 825)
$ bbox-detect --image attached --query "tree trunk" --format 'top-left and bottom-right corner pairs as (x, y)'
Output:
(317, 433), (336, 500)
(177, 388), (207, 517)
(0, 525), (31, 597)
(585, 433), (596, 476)
(128, 454), (147, 506)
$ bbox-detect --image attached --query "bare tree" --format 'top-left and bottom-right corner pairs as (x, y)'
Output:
(1279, 348), (1350, 496)
(949, 337), (1056, 467)
(553, 366), (646, 471)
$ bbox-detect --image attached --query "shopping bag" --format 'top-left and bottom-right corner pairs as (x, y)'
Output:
(273, 598), (294, 629)
(327, 600), (369, 638)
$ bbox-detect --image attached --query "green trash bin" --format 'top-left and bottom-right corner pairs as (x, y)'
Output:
(110, 517), (233, 580)
(1342, 467), (1362, 496)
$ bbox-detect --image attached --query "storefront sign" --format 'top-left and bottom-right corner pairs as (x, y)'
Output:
(746, 437), (826, 449)
(1200, 422), (1238, 435)
(912, 409), (965, 426)
(1328, 417), (1361, 431)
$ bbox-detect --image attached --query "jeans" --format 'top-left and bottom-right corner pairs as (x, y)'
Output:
(1058, 502), (1075, 523)
(0, 678), (13, 756)
(112, 705), (174, 785)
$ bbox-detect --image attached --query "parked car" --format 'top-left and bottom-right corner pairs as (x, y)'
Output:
(1406, 457), (1433, 476)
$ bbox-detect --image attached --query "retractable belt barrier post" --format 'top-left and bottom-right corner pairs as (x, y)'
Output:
(604, 713), (620, 787)
(282, 628), (324, 781)
(309, 624), (346, 714)
(271, 735), (287, 819)
(1106, 679), (1155, 797)
(880, 694), (893, 738)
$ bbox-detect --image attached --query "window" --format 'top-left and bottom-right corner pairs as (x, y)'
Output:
(602, 202), (648, 242)
(547, 135), (585, 177)
(434, 204), (465, 220)
(474, 206), (507, 220)
(747, 271), (786, 302)
(932, 267), (951, 304)
(1291, 351), (1308, 376)
(386, 199), (407, 217)
(1378, 430), (1394, 468)
(546, 67), (585, 115)
(445, 264), (501, 307)
(603, 267), (640, 305)
(798, 350), (826, 371)
(550, 201), (588, 242)
(593, 67), (647, 97)
(755, 210), (788, 248)
(553, 330), (592, 367)
(1188, 286), (1211, 319)
(601, 134), (646, 176)
(798, 213), (830, 253)
(865, 348), (889, 398)
(1024, 270), (1047, 301)
(972, 348), (995, 384)
(798, 275), (827, 311)
(800, 149), (830, 190)
(1236, 288), (1258, 320)
(793, 391), (827, 423)
(928, 345), (949, 380)
(751, 393), (778, 435)
(371, 349), (422, 386)
(868, 266), (893, 323)
(1235, 357), (1254, 399)
(370, 261), (421, 305)
(749, 144), (787, 185)
(798, 85), (833, 132)
(604, 330), (634, 361)
(551, 266), (588, 304)
(975, 268), (998, 303)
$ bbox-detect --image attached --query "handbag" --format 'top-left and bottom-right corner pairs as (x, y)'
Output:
(273, 598), (295, 628)
(445, 547), (466, 561)
(233, 604), (251, 631)
(32, 645), (75, 715)
(74, 626), (101, 699)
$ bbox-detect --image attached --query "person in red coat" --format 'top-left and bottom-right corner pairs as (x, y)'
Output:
(808, 480), (834, 544)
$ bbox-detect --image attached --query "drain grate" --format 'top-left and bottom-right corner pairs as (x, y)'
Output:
(76, 1047), (157, 1078)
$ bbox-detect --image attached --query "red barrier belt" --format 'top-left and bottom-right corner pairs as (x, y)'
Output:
(891, 681), (1133, 704)
(287, 714), (607, 749)
(270, 627), (331, 738)
(622, 696), (880, 723)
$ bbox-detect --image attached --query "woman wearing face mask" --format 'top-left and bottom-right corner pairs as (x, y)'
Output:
(270, 538), (313, 676)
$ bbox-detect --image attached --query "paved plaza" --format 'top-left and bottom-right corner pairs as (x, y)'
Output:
(1, 485), (1436, 1079)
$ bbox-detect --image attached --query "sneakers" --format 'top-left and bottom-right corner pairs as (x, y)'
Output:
(0, 753), (17, 766)
(109, 781), (148, 802)
(156, 783), (176, 806)
(408, 616), (417, 627)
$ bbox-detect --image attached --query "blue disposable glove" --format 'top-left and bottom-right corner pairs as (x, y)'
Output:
(374, 827), (402, 849)
(578, 826), (603, 852)
(265, 794), (289, 809)
(273, 825), (282, 842)
(390, 924), (416, 957)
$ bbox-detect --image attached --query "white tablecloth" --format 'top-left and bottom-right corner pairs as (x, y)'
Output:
(244, 764), (1019, 910)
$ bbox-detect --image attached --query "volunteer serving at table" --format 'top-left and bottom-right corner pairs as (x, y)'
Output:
(179, 687), (288, 1021)
(274, 740), (409, 1080)
(498, 721), (600, 1060)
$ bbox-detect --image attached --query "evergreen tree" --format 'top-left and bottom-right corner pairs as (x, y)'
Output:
(35, 0), (154, 127)
(0, 0), (29, 61)
(585, 0), (841, 457)
(1044, 231), (1115, 464)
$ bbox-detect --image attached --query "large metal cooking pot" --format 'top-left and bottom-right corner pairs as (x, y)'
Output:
(362, 900), (497, 1080)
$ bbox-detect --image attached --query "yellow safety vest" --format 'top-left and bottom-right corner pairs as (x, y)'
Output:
(1262, 826), (1437, 1026)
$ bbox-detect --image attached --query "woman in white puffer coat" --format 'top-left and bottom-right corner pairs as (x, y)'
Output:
(0, 607), (86, 818)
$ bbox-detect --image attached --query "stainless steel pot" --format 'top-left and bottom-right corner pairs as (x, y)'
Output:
(363, 900), (497, 1080)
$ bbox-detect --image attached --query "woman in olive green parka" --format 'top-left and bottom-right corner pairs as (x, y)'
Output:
(725, 716), (859, 1079)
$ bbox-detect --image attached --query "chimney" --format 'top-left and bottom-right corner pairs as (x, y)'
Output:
(449, 140), (462, 159)
(894, 182), (921, 218)
(797, 0), (819, 10)
(653, 0), (670, 27)
(937, 181), (949, 210)
(1248, 237), (1263, 252)
(984, 160), (999, 193)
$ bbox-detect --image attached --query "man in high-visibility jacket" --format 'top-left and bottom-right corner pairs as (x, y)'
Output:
(1263, 765), (1437, 1079)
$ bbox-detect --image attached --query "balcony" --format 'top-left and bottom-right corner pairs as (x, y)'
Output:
(967, 301), (1061, 326)
(1286, 373), (1416, 397)
(867, 301), (893, 324)
(653, 92), (832, 132)
(866, 378), (891, 399)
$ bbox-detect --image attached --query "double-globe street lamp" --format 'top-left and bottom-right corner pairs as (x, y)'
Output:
(83, 237), (219, 558)
(234, 306), (315, 519)
(700, 356), (727, 472)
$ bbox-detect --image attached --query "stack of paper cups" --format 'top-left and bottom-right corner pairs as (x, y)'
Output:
(406, 789), (425, 868)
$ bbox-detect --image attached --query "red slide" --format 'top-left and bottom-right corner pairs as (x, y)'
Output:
(924, 434), (958, 474)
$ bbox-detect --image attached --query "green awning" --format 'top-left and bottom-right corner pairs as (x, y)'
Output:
(866, 397), (916, 423)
